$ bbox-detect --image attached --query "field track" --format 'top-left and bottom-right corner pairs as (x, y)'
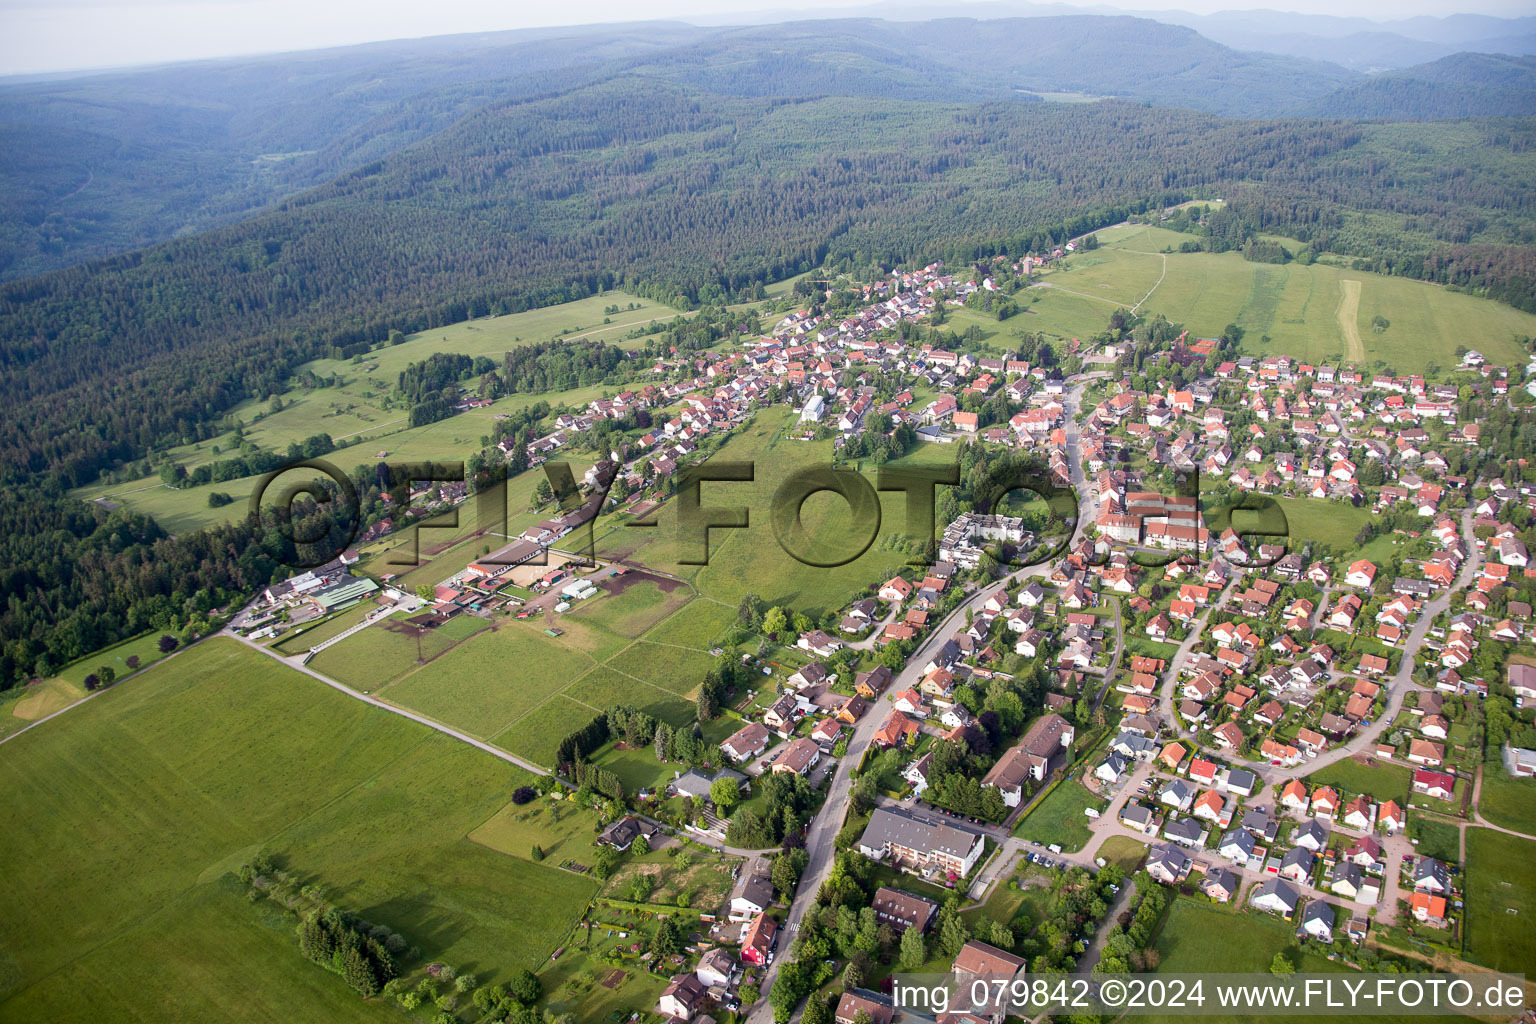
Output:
(1337, 277), (1364, 362)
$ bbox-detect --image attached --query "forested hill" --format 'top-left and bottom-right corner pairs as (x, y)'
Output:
(4, 82), (1535, 496)
(1305, 53), (1536, 119)
(0, 13), (1359, 281)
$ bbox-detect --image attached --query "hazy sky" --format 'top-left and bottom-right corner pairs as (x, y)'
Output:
(0, 0), (1528, 76)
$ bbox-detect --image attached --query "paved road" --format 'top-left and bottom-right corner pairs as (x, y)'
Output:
(0, 636), (205, 748)
(227, 629), (560, 777)
(743, 376), (1103, 1022)
(1152, 505), (1484, 790)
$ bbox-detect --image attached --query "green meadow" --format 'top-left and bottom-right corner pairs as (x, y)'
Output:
(66, 289), (675, 533)
(1067, 223), (1536, 372)
(0, 638), (596, 1023)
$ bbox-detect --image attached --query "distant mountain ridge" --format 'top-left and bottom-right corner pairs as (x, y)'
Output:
(1305, 53), (1536, 119)
(0, 13), (1530, 280)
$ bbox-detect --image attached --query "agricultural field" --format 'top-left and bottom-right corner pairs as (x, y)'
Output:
(564, 667), (691, 728)
(1, 631), (178, 741)
(0, 638), (597, 1023)
(1462, 829), (1536, 976)
(494, 694), (600, 767)
(1044, 223), (1536, 373)
(563, 573), (692, 638)
(0, 677), (85, 741)
(639, 597), (739, 651)
(468, 796), (601, 866)
(604, 641), (720, 697)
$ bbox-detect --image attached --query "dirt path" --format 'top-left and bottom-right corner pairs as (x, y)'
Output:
(1131, 253), (1168, 314)
(1337, 278), (1365, 363)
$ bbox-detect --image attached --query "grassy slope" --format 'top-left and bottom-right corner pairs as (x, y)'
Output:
(0, 638), (595, 1023)
(1076, 224), (1536, 373)
(65, 290), (676, 533)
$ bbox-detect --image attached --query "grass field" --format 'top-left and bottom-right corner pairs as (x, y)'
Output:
(271, 602), (375, 653)
(494, 694), (600, 767)
(1462, 828), (1536, 975)
(1408, 817), (1462, 863)
(467, 796), (600, 865)
(65, 289), (666, 534)
(604, 641), (719, 697)
(1047, 224), (1536, 373)
(1476, 769), (1536, 835)
(306, 613), (462, 689)
(0, 638), (597, 1022)
(1149, 898), (1465, 1024)
(377, 621), (600, 737)
(1305, 757), (1412, 805)
(1013, 779), (1101, 850)
(599, 406), (950, 614)
(1153, 897), (1326, 973)
(641, 597), (739, 651)
(563, 577), (692, 638)
(53, 631), (174, 687)
(1096, 834), (1148, 874)
(564, 666), (692, 727)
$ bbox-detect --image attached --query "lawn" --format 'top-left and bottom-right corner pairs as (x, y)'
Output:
(377, 621), (600, 736)
(963, 874), (1051, 936)
(1012, 779), (1102, 851)
(1095, 834), (1148, 874)
(1476, 769), (1536, 835)
(1305, 757), (1412, 805)
(1089, 224), (1536, 373)
(1407, 816), (1462, 864)
(590, 741), (684, 796)
(0, 638), (597, 1022)
(1462, 829), (1536, 976)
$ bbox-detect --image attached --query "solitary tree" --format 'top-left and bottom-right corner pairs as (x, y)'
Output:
(900, 922), (928, 969)
(710, 777), (740, 814)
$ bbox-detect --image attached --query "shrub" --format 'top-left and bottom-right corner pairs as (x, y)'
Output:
(511, 785), (537, 804)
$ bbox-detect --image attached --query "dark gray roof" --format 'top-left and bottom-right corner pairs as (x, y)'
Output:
(859, 807), (982, 860)
(1253, 878), (1300, 910)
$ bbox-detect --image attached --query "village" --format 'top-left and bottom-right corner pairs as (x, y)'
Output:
(225, 252), (1536, 1024)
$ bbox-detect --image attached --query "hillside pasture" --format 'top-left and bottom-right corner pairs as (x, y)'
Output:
(1068, 224), (1536, 372)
